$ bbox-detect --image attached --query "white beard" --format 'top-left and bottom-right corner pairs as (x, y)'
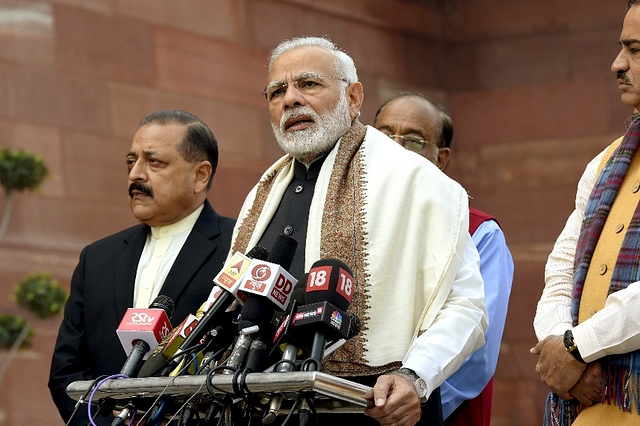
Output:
(271, 93), (352, 164)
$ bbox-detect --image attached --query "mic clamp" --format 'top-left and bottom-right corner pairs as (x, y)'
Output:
(224, 325), (259, 373)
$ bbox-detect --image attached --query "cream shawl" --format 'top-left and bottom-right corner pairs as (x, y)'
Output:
(230, 122), (470, 377)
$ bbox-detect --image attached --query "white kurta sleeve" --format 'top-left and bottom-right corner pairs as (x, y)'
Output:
(402, 234), (488, 395)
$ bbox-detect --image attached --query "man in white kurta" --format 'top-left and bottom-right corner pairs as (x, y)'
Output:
(532, 2), (640, 424)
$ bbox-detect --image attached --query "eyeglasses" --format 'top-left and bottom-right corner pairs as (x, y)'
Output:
(263, 73), (348, 102)
(383, 133), (438, 152)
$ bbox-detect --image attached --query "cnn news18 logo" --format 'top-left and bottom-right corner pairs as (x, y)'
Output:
(306, 265), (353, 304)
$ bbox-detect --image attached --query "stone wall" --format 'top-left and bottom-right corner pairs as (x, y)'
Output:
(0, 0), (630, 424)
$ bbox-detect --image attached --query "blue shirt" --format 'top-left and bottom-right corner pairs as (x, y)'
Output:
(441, 219), (514, 419)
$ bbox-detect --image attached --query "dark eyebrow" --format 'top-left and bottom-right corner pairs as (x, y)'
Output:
(127, 149), (158, 157)
(620, 37), (640, 47)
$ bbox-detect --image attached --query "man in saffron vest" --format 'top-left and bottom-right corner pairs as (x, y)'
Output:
(374, 93), (514, 426)
(532, 2), (640, 424)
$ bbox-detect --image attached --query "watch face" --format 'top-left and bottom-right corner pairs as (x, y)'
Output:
(415, 377), (428, 399)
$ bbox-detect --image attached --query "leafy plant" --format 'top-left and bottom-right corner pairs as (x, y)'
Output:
(0, 272), (68, 383)
(13, 272), (67, 319)
(0, 149), (58, 383)
(0, 148), (49, 241)
(0, 313), (34, 349)
(0, 148), (49, 195)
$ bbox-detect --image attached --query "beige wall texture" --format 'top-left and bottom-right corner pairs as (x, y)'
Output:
(0, 0), (632, 425)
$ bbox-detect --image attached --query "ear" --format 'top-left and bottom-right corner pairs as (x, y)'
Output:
(193, 161), (212, 194)
(437, 148), (451, 171)
(346, 81), (364, 120)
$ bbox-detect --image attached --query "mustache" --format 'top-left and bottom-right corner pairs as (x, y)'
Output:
(618, 70), (631, 83)
(129, 182), (152, 198)
(280, 106), (318, 130)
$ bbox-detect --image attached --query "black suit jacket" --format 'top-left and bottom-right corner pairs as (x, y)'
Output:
(48, 200), (235, 425)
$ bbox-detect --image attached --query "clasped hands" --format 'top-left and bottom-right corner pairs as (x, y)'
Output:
(531, 335), (602, 406)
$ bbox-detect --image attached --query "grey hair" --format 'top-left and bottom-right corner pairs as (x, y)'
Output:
(268, 36), (358, 84)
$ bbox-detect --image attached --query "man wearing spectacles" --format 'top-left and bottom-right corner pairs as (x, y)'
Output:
(229, 36), (487, 426)
(374, 92), (514, 426)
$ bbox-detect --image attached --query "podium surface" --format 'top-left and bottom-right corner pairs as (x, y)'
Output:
(67, 371), (371, 415)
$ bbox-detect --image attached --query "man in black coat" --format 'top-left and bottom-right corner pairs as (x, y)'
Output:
(48, 109), (236, 426)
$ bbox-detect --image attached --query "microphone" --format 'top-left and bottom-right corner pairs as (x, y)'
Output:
(268, 273), (310, 372)
(237, 235), (299, 312)
(223, 323), (259, 372)
(137, 312), (201, 377)
(154, 245), (269, 376)
(179, 245), (269, 351)
(295, 259), (355, 371)
(111, 296), (173, 426)
(228, 234), (299, 373)
(263, 295), (307, 424)
(111, 403), (135, 426)
(116, 295), (174, 378)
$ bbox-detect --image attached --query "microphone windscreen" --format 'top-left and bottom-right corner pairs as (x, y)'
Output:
(304, 258), (354, 311)
(240, 295), (275, 327)
(291, 273), (308, 307)
(267, 235), (298, 271)
(246, 244), (269, 261)
(149, 295), (175, 318)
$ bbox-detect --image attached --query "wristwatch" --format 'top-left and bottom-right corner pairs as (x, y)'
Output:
(396, 368), (428, 403)
(563, 329), (586, 363)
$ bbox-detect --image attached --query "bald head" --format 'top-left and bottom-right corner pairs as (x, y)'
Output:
(374, 94), (452, 170)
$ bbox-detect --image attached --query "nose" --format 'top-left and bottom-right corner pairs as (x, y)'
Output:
(281, 82), (306, 110)
(128, 159), (146, 182)
(389, 134), (403, 145)
(612, 49), (629, 74)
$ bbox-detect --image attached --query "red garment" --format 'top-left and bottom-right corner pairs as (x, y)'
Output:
(445, 379), (494, 426)
(469, 207), (497, 235)
(445, 207), (497, 426)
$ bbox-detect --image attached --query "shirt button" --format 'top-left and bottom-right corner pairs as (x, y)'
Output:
(283, 225), (294, 235)
(294, 185), (304, 193)
(615, 223), (625, 233)
(599, 264), (608, 275)
(633, 182), (640, 193)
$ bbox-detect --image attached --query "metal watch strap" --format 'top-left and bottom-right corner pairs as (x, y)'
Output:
(396, 368), (428, 403)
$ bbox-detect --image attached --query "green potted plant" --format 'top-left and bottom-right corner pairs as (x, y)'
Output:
(0, 148), (57, 382)
(0, 147), (49, 241)
(0, 272), (67, 382)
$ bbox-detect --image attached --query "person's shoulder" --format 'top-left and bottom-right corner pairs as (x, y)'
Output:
(470, 206), (506, 230)
(469, 207), (495, 221)
(198, 201), (236, 231)
(83, 223), (146, 251)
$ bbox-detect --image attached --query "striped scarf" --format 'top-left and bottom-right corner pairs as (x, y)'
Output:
(544, 117), (640, 425)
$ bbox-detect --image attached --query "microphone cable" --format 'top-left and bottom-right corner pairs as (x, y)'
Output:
(65, 374), (108, 426)
(144, 340), (207, 377)
(85, 374), (128, 426)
